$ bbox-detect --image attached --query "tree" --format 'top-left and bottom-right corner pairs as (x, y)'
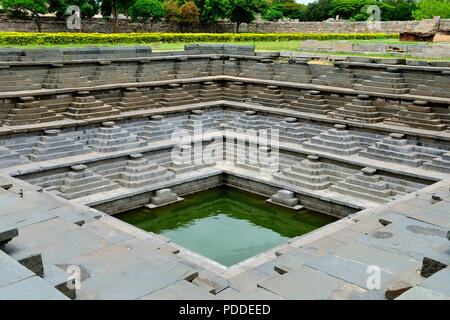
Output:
(330, 0), (417, 21)
(329, 0), (373, 20)
(383, 0), (416, 21)
(163, 0), (180, 23)
(305, 0), (332, 21)
(2, 0), (47, 32)
(129, 0), (165, 31)
(101, 0), (136, 33)
(177, 1), (200, 32)
(195, 0), (232, 24)
(282, 2), (306, 20)
(412, 0), (450, 20)
(48, 0), (100, 19)
(228, 0), (269, 33)
(262, 8), (283, 21)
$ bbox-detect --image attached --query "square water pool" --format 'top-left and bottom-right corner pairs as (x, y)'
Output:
(116, 186), (336, 267)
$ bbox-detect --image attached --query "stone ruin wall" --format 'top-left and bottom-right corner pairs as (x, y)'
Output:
(0, 14), (433, 34)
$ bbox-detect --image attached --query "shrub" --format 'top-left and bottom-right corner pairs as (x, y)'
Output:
(0, 32), (399, 46)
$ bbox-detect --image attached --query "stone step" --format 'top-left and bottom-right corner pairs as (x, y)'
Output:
(359, 150), (423, 167)
(90, 138), (146, 153)
(29, 147), (90, 162)
(64, 109), (120, 120)
(302, 141), (361, 156)
(344, 103), (378, 113)
(423, 160), (450, 173)
(332, 109), (383, 123)
(377, 141), (414, 154)
(361, 79), (407, 89)
(335, 180), (392, 198)
(399, 110), (440, 120)
(329, 185), (389, 204)
(116, 170), (175, 188)
(353, 84), (409, 94)
(61, 182), (119, 200)
(282, 166), (329, 183)
(122, 166), (167, 180)
(273, 170), (331, 190)
(335, 178), (392, 198)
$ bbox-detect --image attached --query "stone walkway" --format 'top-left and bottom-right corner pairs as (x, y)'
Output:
(0, 170), (448, 300)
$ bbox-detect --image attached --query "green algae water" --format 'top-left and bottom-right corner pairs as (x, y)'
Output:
(117, 186), (337, 267)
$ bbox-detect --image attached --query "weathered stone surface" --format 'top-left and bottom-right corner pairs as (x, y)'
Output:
(0, 276), (69, 300)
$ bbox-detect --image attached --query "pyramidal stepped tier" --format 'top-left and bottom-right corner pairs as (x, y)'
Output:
(114, 153), (175, 188)
(29, 129), (90, 162)
(117, 87), (158, 112)
(313, 64), (355, 88)
(6, 96), (63, 126)
(198, 82), (222, 102)
(354, 67), (409, 94)
(273, 117), (309, 145)
(140, 115), (178, 143)
(160, 83), (199, 107)
(90, 121), (147, 153)
(330, 167), (409, 204)
(359, 133), (433, 167)
(223, 82), (248, 102)
(330, 94), (382, 123)
(274, 155), (331, 190)
(64, 91), (120, 120)
(290, 90), (331, 115)
(395, 100), (446, 131)
(302, 124), (361, 156)
(250, 85), (287, 108)
(59, 164), (120, 200)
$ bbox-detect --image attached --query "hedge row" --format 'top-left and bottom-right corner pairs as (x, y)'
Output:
(0, 32), (399, 45)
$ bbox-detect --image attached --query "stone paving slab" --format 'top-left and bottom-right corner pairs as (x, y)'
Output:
(396, 286), (450, 300)
(227, 269), (272, 293)
(0, 207), (56, 229)
(0, 250), (34, 288)
(335, 241), (420, 274)
(270, 247), (320, 272)
(0, 276), (69, 300)
(305, 254), (395, 290)
(81, 219), (133, 243)
(258, 266), (355, 299)
(81, 259), (181, 299)
(299, 235), (348, 255)
(378, 217), (448, 244)
(0, 191), (64, 216)
(139, 280), (214, 300)
(406, 209), (450, 229)
(359, 216), (450, 265)
(252, 259), (280, 277)
(418, 268), (450, 297)
(32, 228), (112, 264)
(60, 244), (153, 281)
(48, 205), (100, 225)
(9, 217), (79, 249)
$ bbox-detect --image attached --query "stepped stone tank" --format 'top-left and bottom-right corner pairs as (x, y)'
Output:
(0, 45), (449, 301)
